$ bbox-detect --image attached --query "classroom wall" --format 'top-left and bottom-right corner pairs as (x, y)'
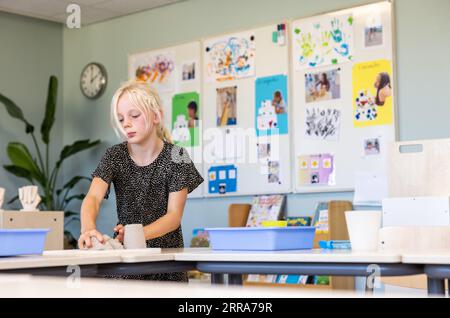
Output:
(58, 0), (450, 243)
(0, 12), (63, 209)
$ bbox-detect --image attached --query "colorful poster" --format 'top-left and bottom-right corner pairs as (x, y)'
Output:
(204, 31), (256, 82)
(305, 68), (341, 103)
(298, 154), (335, 186)
(292, 14), (354, 70)
(353, 59), (393, 127)
(128, 50), (176, 92)
(171, 92), (200, 147)
(305, 106), (341, 141)
(208, 165), (237, 194)
(216, 86), (237, 126)
(255, 75), (288, 136)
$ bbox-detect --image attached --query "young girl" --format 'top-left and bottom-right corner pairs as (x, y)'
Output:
(78, 80), (204, 282)
(374, 72), (392, 106)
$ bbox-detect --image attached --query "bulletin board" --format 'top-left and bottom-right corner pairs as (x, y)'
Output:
(128, 41), (204, 198)
(291, 1), (397, 193)
(201, 22), (292, 197)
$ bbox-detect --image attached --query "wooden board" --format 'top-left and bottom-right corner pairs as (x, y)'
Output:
(389, 138), (450, 197)
(0, 211), (63, 250)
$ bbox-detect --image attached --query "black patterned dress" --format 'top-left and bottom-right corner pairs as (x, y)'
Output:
(92, 140), (204, 282)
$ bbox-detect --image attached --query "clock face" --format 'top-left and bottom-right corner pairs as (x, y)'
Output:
(80, 63), (107, 99)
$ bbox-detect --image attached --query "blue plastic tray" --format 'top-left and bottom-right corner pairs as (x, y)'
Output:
(205, 226), (316, 251)
(0, 229), (50, 257)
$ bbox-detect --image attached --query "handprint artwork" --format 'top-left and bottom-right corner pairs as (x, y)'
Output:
(293, 14), (354, 70)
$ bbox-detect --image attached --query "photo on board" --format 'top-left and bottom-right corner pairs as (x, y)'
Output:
(216, 86), (237, 126)
(305, 106), (341, 141)
(364, 13), (383, 48)
(365, 25), (383, 47)
(363, 138), (381, 156)
(181, 61), (196, 81)
(305, 68), (341, 103)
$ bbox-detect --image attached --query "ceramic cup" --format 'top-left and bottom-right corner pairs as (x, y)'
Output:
(123, 224), (147, 249)
(345, 210), (382, 251)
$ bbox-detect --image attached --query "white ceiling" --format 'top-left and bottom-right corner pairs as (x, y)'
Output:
(0, 0), (184, 25)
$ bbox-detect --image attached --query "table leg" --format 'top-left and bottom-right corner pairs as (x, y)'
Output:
(427, 277), (446, 296)
(211, 273), (225, 285)
(228, 274), (243, 285)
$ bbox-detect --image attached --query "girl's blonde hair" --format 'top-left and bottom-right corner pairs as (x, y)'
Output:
(110, 80), (172, 143)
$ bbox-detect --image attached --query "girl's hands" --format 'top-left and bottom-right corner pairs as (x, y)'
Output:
(114, 224), (125, 243)
(78, 229), (104, 249)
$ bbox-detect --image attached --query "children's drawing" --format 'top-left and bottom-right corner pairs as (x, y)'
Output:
(257, 142), (271, 159)
(255, 75), (288, 136)
(204, 31), (256, 82)
(268, 161), (281, 184)
(208, 165), (237, 194)
(216, 86), (237, 126)
(292, 14), (354, 70)
(305, 106), (341, 141)
(171, 92), (200, 147)
(128, 51), (175, 92)
(298, 154), (335, 186)
(353, 60), (393, 127)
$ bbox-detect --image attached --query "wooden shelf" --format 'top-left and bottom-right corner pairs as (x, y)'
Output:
(243, 281), (331, 289)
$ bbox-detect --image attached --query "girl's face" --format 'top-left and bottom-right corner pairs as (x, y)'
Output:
(374, 74), (381, 89)
(188, 107), (196, 118)
(117, 94), (157, 144)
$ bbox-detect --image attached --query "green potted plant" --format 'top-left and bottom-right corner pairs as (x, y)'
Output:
(0, 75), (100, 248)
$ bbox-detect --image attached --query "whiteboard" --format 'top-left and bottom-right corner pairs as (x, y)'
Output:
(291, 1), (396, 193)
(128, 41), (203, 198)
(201, 22), (292, 197)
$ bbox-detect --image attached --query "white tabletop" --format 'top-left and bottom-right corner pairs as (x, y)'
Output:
(170, 248), (402, 263)
(401, 250), (450, 265)
(0, 248), (169, 270)
(0, 274), (380, 298)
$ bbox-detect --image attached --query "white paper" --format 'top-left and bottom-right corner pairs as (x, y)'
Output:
(353, 172), (388, 206)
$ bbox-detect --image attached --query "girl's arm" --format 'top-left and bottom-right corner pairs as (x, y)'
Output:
(143, 188), (188, 240)
(78, 177), (109, 248)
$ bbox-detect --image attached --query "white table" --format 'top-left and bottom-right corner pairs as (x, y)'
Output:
(402, 250), (450, 296)
(171, 248), (421, 286)
(0, 249), (188, 277)
(0, 274), (410, 298)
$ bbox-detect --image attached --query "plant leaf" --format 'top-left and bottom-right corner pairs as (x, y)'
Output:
(57, 176), (91, 196)
(56, 139), (100, 168)
(64, 193), (85, 204)
(7, 142), (45, 185)
(41, 76), (58, 144)
(3, 164), (33, 183)
(64, 211), (79, 217)
(7, 195), (19, 205)
(0, 93), (34, 133)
